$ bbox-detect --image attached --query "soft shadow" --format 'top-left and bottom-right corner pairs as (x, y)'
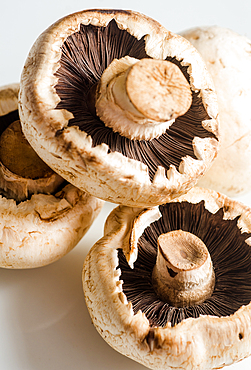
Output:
(0, 202), (146, 369)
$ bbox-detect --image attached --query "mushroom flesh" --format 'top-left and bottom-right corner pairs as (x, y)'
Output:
(180, 26), (251, 196)
(83, 187), (251, 369)
(19, 9), (219, 207)
(0, 83), (104, 268)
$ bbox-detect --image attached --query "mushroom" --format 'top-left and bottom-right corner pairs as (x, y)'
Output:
(83, 186), (251, 369)
(19, 9), (219, 207)
(0, 83), (104, 268)
(180, 26), (251, 196)
(0, 84), (64, 202)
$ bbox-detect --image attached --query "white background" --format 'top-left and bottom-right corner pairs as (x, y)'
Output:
(1, 1), (251, 369)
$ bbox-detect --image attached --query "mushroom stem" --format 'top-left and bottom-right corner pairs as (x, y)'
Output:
(0, 120), (64, 202)
(95, 56), (192, 140)
(0, 120), (54, 179)
(152, 230), (215, 307)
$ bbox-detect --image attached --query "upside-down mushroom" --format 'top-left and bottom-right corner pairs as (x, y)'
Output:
(83, 187), (251, 370)
(180, 26), (251, 196)
(19, 9), (219, 207)
(0, 83), (103, 268)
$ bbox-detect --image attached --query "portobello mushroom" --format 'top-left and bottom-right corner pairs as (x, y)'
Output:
(19, 9), (219, 207)
(0, 83), (103, 268)
(83, 187), (251, 369)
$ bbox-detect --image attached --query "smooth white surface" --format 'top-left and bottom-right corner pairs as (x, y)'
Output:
(1, 1), (251, 369)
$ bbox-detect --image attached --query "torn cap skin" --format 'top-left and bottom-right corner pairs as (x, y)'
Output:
(0, 83), (104, 268)
(83, 187), (251, 370)
(19, 9), (219, 207)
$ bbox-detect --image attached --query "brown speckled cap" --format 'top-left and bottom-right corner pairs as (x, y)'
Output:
(0, 83), (103, 268)
(83, 187), (251, 369)
(19, 9), (219, 207)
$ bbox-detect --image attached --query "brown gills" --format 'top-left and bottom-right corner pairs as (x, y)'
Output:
(0, 109), (19, 135)
(55, 20), (216, 181)
(118, 201), (251, 327)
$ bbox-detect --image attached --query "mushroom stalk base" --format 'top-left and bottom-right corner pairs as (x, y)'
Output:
(152, 230), (215, 307)
(95, 56), (192, 140)
(0, 120), (64, 202)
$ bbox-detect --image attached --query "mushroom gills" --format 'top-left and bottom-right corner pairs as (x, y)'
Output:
(54, 19), (216, 182)
(0, 109), (19, 133)
(118, 201), (251, 327)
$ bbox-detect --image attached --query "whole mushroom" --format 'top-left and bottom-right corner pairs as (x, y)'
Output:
(19, 9), (219, 207)
(180, 26), (251, 196)
(0, 83), (103, 268)
(83, 187), (251, 370)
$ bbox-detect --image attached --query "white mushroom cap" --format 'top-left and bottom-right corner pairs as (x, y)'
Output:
(83, 187), (251, 369)
(180, 26), (251, 196)
(0, 83), (104, 268)
(19, 9), (219, 207)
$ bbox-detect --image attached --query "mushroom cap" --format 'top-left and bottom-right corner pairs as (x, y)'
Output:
(180, 25), (251, 196)
(0, 184), (103, 268)
(0, 83), (104, 268)
(19, 9), (219, 207)
(83, 187), (251, 370)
